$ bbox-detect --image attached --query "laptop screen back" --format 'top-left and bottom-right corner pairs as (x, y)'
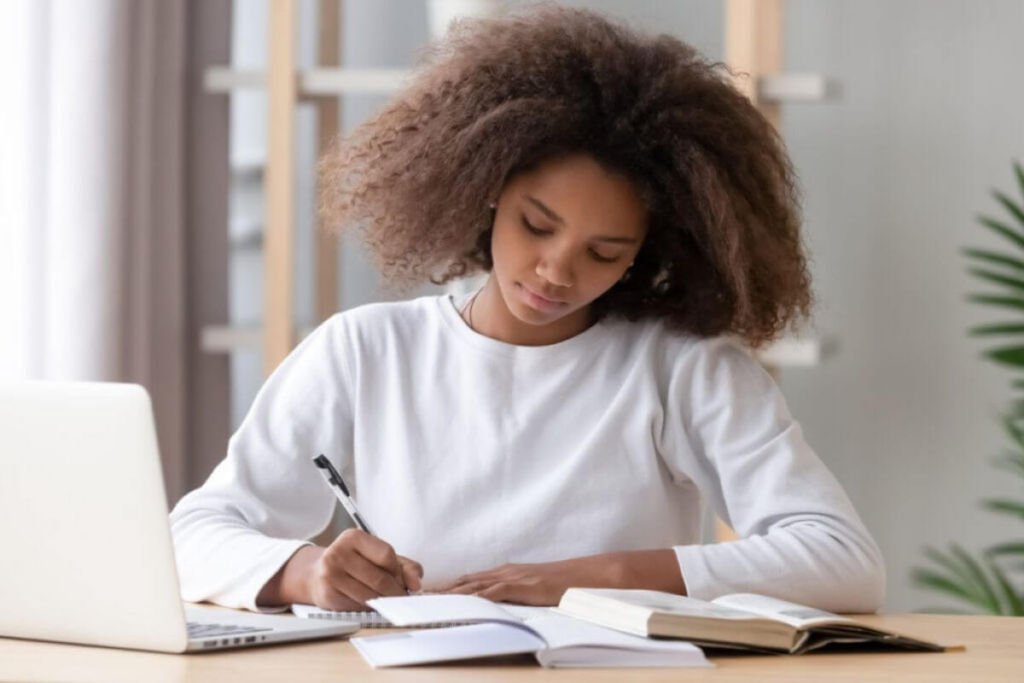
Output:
(0, 381), (189, 652)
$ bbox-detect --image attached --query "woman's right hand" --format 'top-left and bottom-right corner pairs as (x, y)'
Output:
(308, 528), (424, 611)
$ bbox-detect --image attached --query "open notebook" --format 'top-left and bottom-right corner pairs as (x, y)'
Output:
(290, 601), (548, 628)
(349, 595), (712, 668)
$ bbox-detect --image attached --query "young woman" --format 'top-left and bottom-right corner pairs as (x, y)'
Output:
(170, 7), (885, 615)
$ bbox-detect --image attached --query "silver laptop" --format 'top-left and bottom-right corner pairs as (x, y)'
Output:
(0, 381), (359, 653)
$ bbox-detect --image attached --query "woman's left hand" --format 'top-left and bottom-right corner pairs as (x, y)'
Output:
(430, 549), (686, 606)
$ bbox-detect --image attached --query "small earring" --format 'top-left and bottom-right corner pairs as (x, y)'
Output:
(488, 203), (496, 210)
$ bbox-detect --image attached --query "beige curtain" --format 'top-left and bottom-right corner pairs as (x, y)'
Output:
(0, 0), (231, 506)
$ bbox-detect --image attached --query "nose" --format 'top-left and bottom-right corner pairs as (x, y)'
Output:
(536, 247), (574, 288)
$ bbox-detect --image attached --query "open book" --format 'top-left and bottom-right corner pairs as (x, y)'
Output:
(557, 589), (962, 655)
(350, 594), (712, 668)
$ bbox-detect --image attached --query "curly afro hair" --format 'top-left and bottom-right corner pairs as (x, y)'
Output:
(318, 5), (813, 348)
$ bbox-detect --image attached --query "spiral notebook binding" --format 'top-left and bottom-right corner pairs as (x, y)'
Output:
(305, 610), (471, 628)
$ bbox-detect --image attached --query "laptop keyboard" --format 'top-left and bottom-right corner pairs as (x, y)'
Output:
(187, 621), (274, 639)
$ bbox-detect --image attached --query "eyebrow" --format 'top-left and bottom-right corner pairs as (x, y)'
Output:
(525, 195), (639, 244)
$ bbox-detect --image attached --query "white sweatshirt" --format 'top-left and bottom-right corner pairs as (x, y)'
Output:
(168, 291), (885, 614)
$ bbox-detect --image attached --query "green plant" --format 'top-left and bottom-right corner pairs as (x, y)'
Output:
(910, 161), (1024, 615)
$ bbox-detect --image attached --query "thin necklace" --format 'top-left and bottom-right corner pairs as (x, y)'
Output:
(461, 289), (481, 332)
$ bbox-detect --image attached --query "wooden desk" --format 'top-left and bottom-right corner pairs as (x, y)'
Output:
(1, 610), (1021, 682)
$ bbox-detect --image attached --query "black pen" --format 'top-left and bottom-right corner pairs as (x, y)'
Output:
(311, 454), (373, 534)
(311, 454), (419, 595)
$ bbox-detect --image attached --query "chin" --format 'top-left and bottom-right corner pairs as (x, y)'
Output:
(517, 306), (563, 325)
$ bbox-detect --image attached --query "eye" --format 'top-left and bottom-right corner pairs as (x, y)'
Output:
(521, 217), (549, 237)
(521, 217), (620, 264)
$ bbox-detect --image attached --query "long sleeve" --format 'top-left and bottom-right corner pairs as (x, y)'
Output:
(662, 337), (886, 614)
(168, 315), (354, 612)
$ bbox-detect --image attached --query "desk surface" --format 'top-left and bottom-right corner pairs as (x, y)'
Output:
(1, 609), (1021, 682)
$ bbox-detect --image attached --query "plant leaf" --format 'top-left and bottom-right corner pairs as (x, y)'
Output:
(1015, 160), (1024, 205)
(967, 268), (1024, 293)
(1011, 398), (1024, 418)
(980, 499), (1024, 520)
(985, 541), (1024, 557)
(1000, 414), (1024, 450)
(990, 451), (1024, 479)
(922, 546), (981, 594)
(969, 323), (1024, 337)
(978, 215), (1024, 250)
(910, 568), (987, 611)
(915, 546), (993, 613)
(949, 544), (1002, 613)
(986, 556), (1024, 616)
(962, 248), (1024, 273)
(968, 294), (1024, 313)
(993, 190), (1024, 229)
(983, 346), (1024, 368)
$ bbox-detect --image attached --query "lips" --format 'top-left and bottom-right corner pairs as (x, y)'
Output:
(522, 284), (563, 304)
(518, 282), (566, 311)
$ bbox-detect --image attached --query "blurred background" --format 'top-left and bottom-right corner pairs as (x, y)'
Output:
(2, 0), (1023, 616)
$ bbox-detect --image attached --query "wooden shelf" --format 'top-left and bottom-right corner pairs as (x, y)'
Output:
(205, 67), (824, 102)
(204, 67), (411, 96)
(754, 335), (833, 367)
(758, 74), (828, 102)
(200, 325), (314, 354)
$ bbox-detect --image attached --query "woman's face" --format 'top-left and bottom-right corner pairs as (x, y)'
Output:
(490, 153), (648, 328)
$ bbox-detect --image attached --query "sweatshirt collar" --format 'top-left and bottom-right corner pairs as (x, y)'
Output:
(437, 287), (610, 359)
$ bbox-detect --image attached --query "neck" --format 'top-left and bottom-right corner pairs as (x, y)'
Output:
(467, 276), (594, 346)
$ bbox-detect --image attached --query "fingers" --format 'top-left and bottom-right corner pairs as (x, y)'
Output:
(430, 563), (556, 605)
(476, 582), (518, 603)
(403, 557), (425, 579)
(348, 530), (405, 585)
(330, 529), (405, 585)
(445, 581), (486, 595)
(437, 579), (524, 604)
(343, 549), (409, 598)
(433, 570), (494, 593)
(330, 571), (381, 607)
(317, 530), (406, 605)
(399, 557), (424, 592)
(321, 529), (432, 604)
(309, 556), (374, 611)
(317, 577), (372, 611)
